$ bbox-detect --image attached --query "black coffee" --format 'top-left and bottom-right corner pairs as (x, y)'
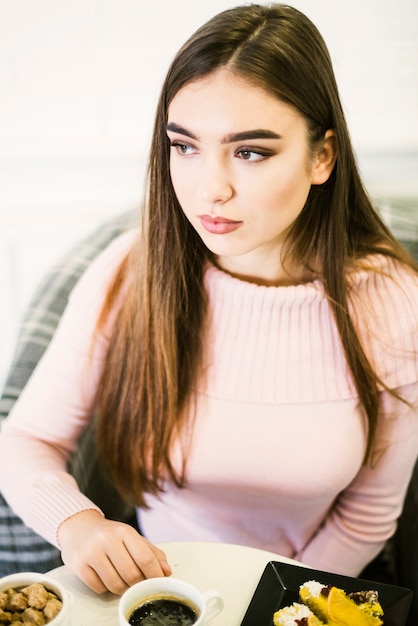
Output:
(128, 597), (198, 625)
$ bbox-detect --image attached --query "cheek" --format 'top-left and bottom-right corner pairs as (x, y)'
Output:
(169, 162), (189, 205)
(170, 153), (199, 187)
(257, 166), (312, 217)
(169, 159), (179, 190)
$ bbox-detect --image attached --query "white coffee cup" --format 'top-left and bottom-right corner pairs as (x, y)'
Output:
(118, 576), (223, 625)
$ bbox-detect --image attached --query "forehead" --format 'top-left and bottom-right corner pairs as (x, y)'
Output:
(168, 69), (306, 134)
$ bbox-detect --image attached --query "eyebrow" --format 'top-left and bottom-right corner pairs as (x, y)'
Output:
(165, 122), (282, 143)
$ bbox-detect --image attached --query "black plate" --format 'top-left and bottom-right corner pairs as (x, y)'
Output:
(240, 561), (412, 626)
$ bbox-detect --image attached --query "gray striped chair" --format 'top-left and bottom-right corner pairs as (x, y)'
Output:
(0, 210), (137, 574)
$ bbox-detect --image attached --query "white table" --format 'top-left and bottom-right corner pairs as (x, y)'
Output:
(48, 541), (300, 625)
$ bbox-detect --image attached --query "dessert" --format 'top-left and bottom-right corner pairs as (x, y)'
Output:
(300, 580), (383, 625)
(273, 580), (384, 626)
(273, 601), (324, 625)
(348, 590), (384, 620)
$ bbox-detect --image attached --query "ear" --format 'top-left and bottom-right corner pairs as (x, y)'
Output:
(311, 129), (337, 185)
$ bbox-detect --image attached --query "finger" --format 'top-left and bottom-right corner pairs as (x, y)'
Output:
(104, 545), (147, 589)
(142, 539), (172, 574)
(73, 562), (110, 595)
(89, 551), (136, 595)
(160, 558), (173, 576)
(61, 543), (128, 594)
(94, 528), (161, 588)
(123, 536), (171, 580)
(151, 545), (172, 576)
(61, 549), (110, 595)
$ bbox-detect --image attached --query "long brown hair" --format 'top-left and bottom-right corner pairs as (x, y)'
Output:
(94, 4), (417, 506)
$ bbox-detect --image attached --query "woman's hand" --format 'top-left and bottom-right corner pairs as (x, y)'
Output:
(57, 510), (172, 594)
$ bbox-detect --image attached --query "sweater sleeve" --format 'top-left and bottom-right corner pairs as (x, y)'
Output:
(0, 230), (137, 547)
(299, 381), (418, 576)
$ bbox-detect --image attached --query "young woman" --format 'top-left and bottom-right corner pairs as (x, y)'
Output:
(1, 4), (418, 595)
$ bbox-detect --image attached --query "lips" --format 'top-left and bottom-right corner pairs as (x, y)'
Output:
(198, 214), (243, 235)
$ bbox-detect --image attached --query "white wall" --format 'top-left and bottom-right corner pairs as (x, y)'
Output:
(1, 0), (417, 388)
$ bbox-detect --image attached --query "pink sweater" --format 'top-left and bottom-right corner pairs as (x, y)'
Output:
(1, 229), (418, 577)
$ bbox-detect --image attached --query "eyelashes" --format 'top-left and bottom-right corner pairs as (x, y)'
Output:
(169, 140), (196, 155)
(235, 148), (275, 161)
(169, 140), (275, 162)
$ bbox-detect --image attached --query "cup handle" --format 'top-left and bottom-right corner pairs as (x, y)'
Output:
(203, 589), (224, 622)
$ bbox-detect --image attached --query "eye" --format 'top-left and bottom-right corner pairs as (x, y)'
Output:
(235, 148), (272, 162)
(169, 140), (197, 156)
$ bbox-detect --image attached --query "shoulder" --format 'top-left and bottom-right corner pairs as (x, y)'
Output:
(68, 228), (139, 306)
(348, 255), (418, 332)
(348, 255), (418, 389)
(349, 253), (418, 291)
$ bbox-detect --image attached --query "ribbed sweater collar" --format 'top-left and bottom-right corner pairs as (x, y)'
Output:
(200, 259), (418, 403)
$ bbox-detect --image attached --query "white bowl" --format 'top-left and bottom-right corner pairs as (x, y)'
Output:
(0, 572), (72, 625)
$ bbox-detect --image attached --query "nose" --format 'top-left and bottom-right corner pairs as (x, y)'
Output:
(197, 155), (234, 205)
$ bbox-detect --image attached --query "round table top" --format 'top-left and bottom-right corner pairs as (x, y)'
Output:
(48, 541), (300, 625)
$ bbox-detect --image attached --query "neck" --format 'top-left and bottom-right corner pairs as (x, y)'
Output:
(213, 256), (316, 286)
